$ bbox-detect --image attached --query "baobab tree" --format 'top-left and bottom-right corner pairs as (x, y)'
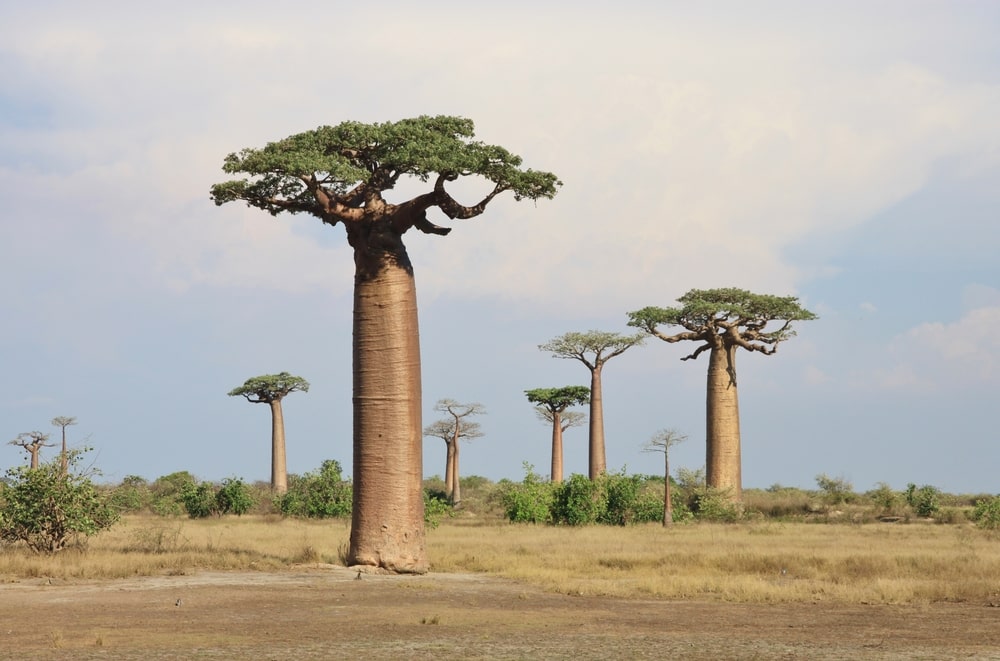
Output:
(51, 416), (77, 473)
(628, 288), (816, 502)
(524, 386), (590, 482)
(423, 399), (485, 506)
(642, 428), (687, 527)
(212, 116), (559, 573)
(539, 331), (644, 479)
(9, 432), (54, 469)
(228, 372), (310, 495)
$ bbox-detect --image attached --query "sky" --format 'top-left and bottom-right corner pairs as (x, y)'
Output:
(1, 1), (998, 495)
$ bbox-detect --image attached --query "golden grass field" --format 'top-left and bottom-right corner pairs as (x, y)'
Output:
(4, 514), (999, 607)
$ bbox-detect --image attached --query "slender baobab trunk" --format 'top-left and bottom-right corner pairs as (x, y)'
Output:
(588, 366), (606, 479)
(444, 438), (456, 502)
(706, 345), (742, 501)
(551, 411), (564, 483)
(30, 449), (40, 470)
(451, 440), (461, 507)
(662, 448), (673, 527)
(349, 258), (428, 573)
(269, 399), (288, 495)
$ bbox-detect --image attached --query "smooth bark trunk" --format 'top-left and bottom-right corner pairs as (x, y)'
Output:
(348, 260), (428, 573)
(451, 441), (461, 507)
(444, 439), (456, 502)
(269, 399), (288, 495)
(588, 366), (606, 479)
(706, 345), (742, 501)
(663, 451), (673, 527)
(550, 411), (564, 483)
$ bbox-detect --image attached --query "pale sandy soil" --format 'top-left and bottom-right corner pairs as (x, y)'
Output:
(2, 566), (1000, 660)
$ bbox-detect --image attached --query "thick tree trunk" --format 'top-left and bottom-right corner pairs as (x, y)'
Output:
(705, 345), (742, 501)
(270, 399), (288, 495)
(551, 411), (564, 483)
(588, 366), (606, 480)
(29, 449), (39, 470)
(348, 258), (428, 573)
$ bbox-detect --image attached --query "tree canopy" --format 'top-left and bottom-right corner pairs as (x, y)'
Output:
(228, 372), (310, 404)
(627, 288), (817, 366)
(210, 115), (561, 237)
(525, 386), (591, 412)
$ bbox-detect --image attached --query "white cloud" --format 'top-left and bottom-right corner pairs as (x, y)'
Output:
(882, 305), (1000, 389)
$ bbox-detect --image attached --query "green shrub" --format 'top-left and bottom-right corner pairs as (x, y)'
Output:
(906, 483), (941, 518)
(181, 482), (219, 518)
(276, 460), (352, 518)
(216, 477), (256, 515)
(866, 482), (899, 513)
(815, 473), (855, 506)
(691, 487), (741, 522)
(971, 496), (1000, 530)
(0, 449), (120, 553)
(110, 475), (152, 513)
(496, 464), (553, 524)
(551, 473), (605, 525)
(150, 471), (197, 516)
(423, 490), (453, 529)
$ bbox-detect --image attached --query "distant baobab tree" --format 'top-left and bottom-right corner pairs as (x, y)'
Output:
(228, 372), (310, 495)
(524, 386), (590, 483)
(539, 331), (644, 479)
(9, 431), (54, 469)
(424, 399), (485, 506)
(642, 428), (687, 527)
(51, 416), (77, 473)
(628, 288), (816, 502)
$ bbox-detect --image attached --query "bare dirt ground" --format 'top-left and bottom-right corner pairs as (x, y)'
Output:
(2, 566), (999, 660)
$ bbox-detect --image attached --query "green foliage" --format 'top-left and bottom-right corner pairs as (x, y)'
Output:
(496, 464), (553, 524)
(690, 487), (742, 522)
(0, 449), (120, 553)
(906, 483), (941, 518)
(215, 478), (256, 516)
(228, 372), (309, 403)
(815, 474), (855, 506)
(971, 496), (1000, 530)
(211, 115), (561, 216)
(110, 475), (152, 513)
(866, 482), (900, 513)
(524, 386), (591, 411)
(150, 471), (197, 516)
(423, 490), (453, 529)
(551, 474), (606, 525)
(276, 460), (352, 519)
(539, 331), (645, 364)
(182, 482), (219, 518)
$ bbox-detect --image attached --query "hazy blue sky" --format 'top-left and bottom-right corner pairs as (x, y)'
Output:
(2, 1), (998, 493)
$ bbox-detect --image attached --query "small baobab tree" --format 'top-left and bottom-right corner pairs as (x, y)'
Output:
(212, 116), (559, 573)
(423, 399), (485, 506)
(228, 372), (310, 495)
(539, 331), (644, 479)
(51, 416), (77, 473)
(9, 432), (55, 469)
(524, 386), (590, 483)
(628, 288), (816, 502)
(642, 428), (688, 527)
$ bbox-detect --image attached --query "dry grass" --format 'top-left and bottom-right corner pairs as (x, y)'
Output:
(427, 519), (1000, 604)
(3, 515), (1000, 606)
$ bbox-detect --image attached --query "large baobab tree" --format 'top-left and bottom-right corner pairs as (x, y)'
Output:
(228, 372), (310, 495)
(9, 431), (54, 469)
(539, 331), (643, 479)
(524, 386), (590, 482)
(642, 428), (687, 527)
(212, 116), (559, 573)
(628, 288), (816, 502)
(423, 399), (485, 506)
(51, 416), (77, 473)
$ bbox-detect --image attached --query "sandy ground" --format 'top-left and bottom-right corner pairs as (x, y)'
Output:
(2, 566), (1000, 660)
